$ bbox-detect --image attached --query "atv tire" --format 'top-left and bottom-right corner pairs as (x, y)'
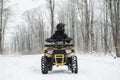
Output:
(71, 56), (78, 74)
(41, 56), (48, 74)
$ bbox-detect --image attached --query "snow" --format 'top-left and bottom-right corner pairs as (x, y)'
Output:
(0, 54), (120, 80)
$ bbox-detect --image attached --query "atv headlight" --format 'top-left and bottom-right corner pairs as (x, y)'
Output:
(47, 50), (53, 54)
(66, 49), (72, 54)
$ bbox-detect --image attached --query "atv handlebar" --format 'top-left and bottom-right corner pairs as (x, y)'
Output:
(44, 44), (74, 47)
(46, 38), (72, 43)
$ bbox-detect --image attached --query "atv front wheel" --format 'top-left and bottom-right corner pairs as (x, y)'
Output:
(41, 56), (48, 74)
(71, 56), (78, 74)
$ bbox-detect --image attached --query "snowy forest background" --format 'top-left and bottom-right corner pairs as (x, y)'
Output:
(0, 0), (120, 57)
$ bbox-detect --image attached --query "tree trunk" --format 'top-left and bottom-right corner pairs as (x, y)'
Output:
(0, 0), (3, 54)
(48, 0), (55, 35)
(84, 0), (90, 53)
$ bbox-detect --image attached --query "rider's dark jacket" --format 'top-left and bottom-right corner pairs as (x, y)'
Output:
(50, 30), (68, 40)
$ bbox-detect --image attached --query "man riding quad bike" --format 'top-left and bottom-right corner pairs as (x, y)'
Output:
(41, 23), (78, 74)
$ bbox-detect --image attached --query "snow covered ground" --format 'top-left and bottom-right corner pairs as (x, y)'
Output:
(0, 54), (120, 80)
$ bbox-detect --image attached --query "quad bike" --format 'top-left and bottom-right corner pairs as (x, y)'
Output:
(41, 39), (78, 74)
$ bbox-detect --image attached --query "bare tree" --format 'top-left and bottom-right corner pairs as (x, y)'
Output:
(89, 0), (95, 52)
(0, 0), (4, 53)
(24, 9), (45, 52)
(0, 0), (12, 53)
(11, 8), (45, 54)
(107, 0), (120, 57)
(46, 0), (55, 35)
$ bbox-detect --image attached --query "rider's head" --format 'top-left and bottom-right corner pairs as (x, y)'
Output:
(56, 23), (65, 32)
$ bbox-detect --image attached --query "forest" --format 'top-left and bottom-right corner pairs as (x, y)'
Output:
(0, 0), (120, 57)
